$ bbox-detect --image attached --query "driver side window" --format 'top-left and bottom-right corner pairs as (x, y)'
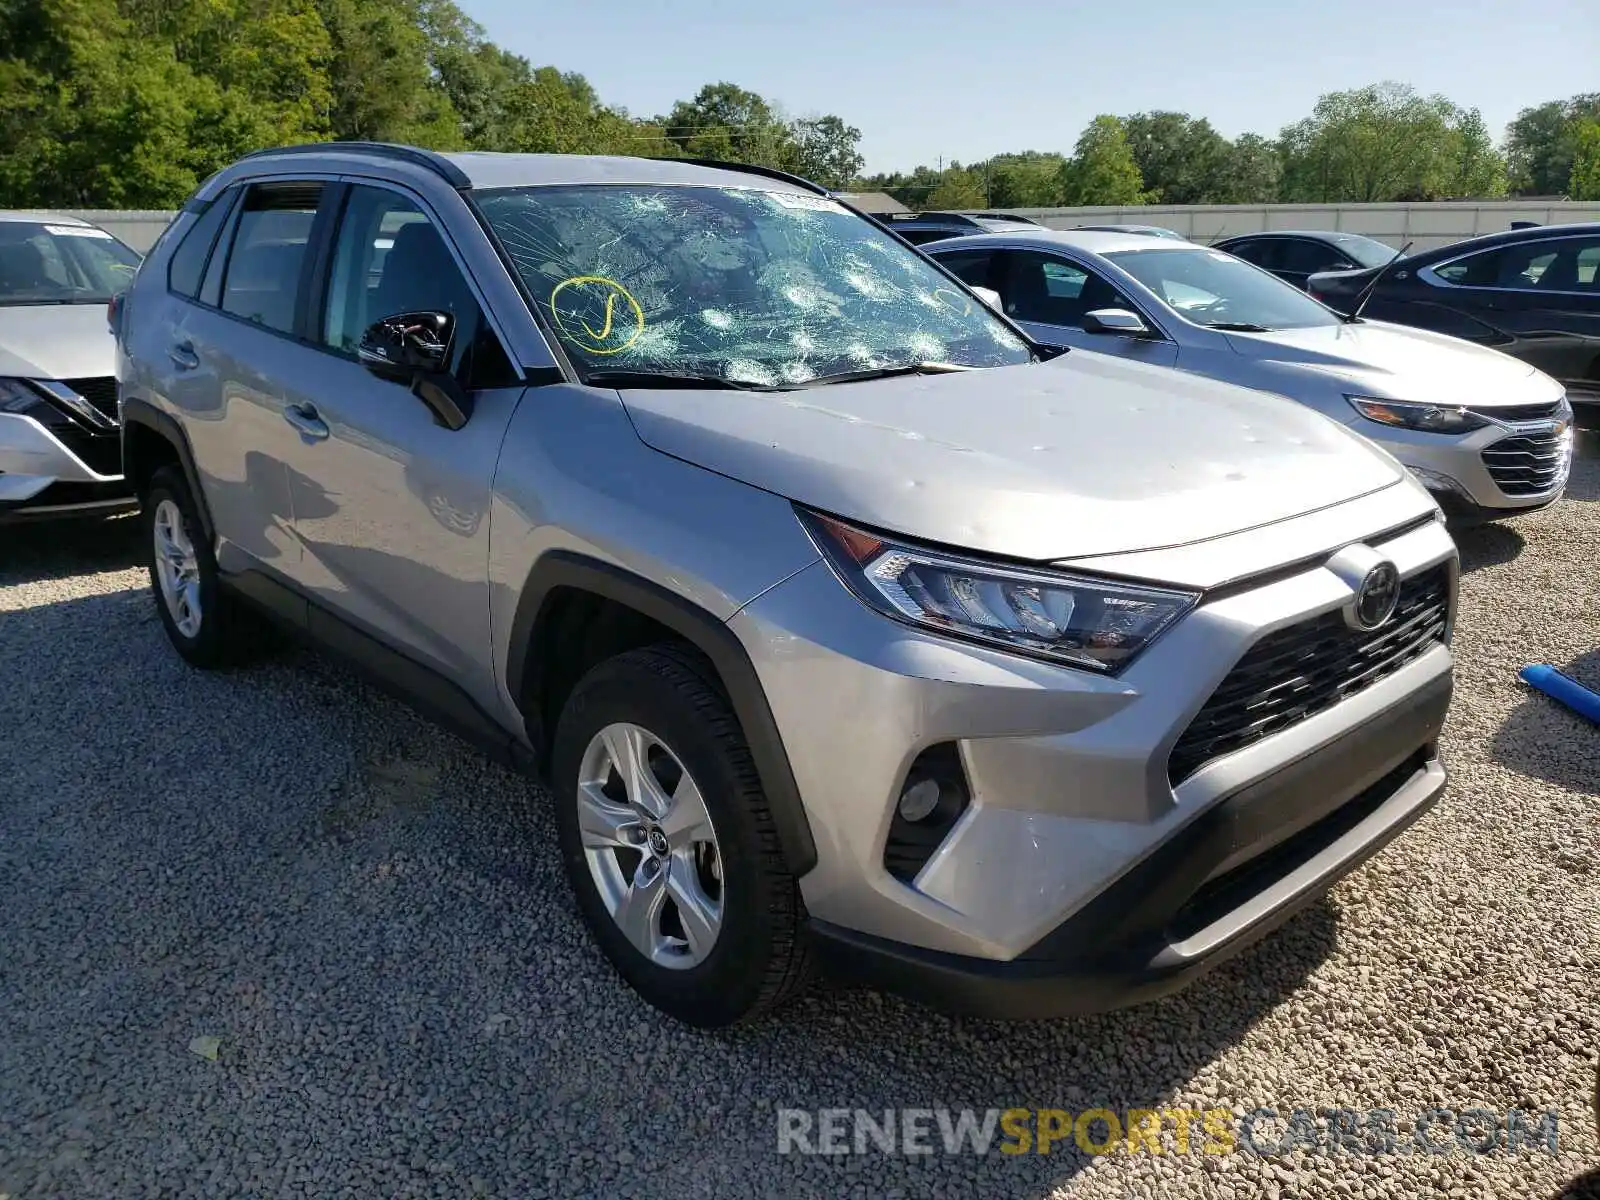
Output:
(320, 186), (517, 388)
(997, 250), (1126, 326)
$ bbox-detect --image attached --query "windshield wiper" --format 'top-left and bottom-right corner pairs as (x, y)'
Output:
(789, 361), (975, 389)
(581, 370), (780, 391)
(1199, 321), (1273, 332)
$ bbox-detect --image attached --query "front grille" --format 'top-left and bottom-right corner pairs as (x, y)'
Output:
(1470, 401), (1563, 423)
(1481, 428), (1569, 496)
(1168, 565), (1451, 786)
(60, 376), (119, 421)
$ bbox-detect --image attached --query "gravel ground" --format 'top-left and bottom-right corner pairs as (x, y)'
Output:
(2, 439), (1598, 1200)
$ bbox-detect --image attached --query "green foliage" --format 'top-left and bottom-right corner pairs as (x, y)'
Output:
(0, 4), (860, 206)
(1213, 133), (1281, 204)
(924, 164), (987, 210)
(1059, 115), (1147, 206)
(1277, 82), (1507, 202)
(1122, 111), (1230, 204)
(1570, 121), (1600, 201)
(985, 152), (1066, 208)
(1506, 94), (1600, 196)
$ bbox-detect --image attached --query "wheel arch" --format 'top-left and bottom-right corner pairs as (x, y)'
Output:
(509, 551), (818, 877)
(120, 398), (214, 546)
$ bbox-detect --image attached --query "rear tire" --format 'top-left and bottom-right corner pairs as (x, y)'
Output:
(143, 465), (271, 669)
(551, 644), (812, 1027)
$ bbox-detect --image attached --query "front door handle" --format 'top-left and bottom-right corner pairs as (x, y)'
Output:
(168, 340), (199, 371)
(283, 402), (329, 442)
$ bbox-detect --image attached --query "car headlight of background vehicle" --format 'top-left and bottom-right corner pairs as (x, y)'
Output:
(1346, 396), (1490, 434)
(798, 509), (1198, 674)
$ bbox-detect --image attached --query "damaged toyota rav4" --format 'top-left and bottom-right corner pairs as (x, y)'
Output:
(116, 145), (1457, 1027)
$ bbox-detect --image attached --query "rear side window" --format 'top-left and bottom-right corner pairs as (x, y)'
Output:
(219, 183), (323, 334)
(936, 248), (996, 288)
(166, 190), (235, 298)
(1275, 239), (1349, 274)
(1224, 239), (1273, 267)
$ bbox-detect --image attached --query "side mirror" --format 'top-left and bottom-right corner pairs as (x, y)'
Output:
(358, 310), (472, 431)
(1082, 308), (1153, 338)
(971, 285), (1003, 311)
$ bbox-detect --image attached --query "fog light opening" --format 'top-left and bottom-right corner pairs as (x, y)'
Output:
(884, 744), (972, 884)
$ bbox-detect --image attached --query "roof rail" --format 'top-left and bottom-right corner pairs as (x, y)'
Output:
(676, 158), (832, 197)
(235, 141), (472, 189)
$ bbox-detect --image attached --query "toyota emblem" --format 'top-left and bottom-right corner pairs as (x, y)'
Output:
(1349, 561), (1401, 631)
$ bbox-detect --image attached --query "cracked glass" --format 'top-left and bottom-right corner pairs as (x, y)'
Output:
(475, 185), (1032, 387)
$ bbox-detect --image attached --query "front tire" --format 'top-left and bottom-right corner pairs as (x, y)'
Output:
(551, 644), (812, 1027)
(143, 465), (270, 669)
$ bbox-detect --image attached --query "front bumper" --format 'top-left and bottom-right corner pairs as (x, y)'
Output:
(0, 412), (132, 520)
(1371, 419), (1573, 517)
(812, 674), (1449, 1018)
(732, 504), (1457, 999)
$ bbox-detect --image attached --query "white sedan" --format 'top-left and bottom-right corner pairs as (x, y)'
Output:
(927, 229), (1574, 523)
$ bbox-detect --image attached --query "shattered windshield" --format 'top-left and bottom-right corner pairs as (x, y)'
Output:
(475, 185), (1033, 387)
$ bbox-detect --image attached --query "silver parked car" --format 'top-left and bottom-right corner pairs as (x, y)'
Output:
(117, 145), (1456, 1027)
(0, 212), (142, 522)
(928, 229), (1574, 522)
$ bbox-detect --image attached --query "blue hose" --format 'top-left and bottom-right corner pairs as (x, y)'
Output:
(1519, 664), (1600, 725)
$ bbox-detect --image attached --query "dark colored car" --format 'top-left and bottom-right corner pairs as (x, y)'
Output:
(871, 210), (1042, 245)
(1307, 223), (1600, 405)
(1217, 230), (1400, 291)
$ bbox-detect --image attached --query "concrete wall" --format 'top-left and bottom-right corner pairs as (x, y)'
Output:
(989, 201), (1600, 251)
(38, 200), (1600, 257)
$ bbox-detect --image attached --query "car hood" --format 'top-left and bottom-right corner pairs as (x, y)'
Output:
(617, 350), (1407, 563)
(0, 303), (115, 379)
(1222, 320), (1565, 409)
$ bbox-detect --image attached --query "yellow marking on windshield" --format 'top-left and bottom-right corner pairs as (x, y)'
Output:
(549, 275), (646, 355)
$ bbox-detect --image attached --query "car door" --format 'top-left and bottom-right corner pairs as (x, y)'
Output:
(1271, 239), (1354, 291)
(165, 180), (334, 576)
(267, 180), (529, 703)
(1419, 235), (1600, 401)
(989, 248), (1178, 367)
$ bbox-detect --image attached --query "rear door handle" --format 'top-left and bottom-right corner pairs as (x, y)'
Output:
(168, 341), (199, 371)
(283, 402), (329, 442)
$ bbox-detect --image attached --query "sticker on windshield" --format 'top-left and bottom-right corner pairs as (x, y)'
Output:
(765, 191), (848, 214)
(44, 225), (113, 239)
(549, 275), (645, 356)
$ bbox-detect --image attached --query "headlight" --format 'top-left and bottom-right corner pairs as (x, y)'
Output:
(798, 509), (1198, 674)
(1346, 396), (1490, 434)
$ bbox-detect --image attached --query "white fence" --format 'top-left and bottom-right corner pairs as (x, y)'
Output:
(29, 200), (1600, 257)
(993, 202), (1600, 251)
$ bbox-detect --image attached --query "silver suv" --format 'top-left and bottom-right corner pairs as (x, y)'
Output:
(117, 144), (1458, 1027)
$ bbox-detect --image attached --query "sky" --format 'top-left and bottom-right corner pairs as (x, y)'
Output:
(457, 0), (1597, 175)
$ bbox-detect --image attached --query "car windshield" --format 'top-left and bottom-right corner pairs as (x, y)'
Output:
(0, 221), (141, 305)
(1106, 246), (1341, 331)
(475, 185), (1033, 387)
(1331, 234), (1402, 269)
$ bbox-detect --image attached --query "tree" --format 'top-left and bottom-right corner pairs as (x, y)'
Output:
(1059, 115), (1147, 206)
(1121, 111), (1230, 204)
(1213, 133), (1281, 204)
(1277, 82), (1496, 202)
(985, 152), (1066, 208)
(784, 115), (864, 188)
(924, 164), (987, 210)
(315, 0), (460, 147)
(1441, 108), (1507, 198)
(663, 81), (793, 167)
(1570, 121), (1600, 201)
(1506, 94), (1600, 196)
